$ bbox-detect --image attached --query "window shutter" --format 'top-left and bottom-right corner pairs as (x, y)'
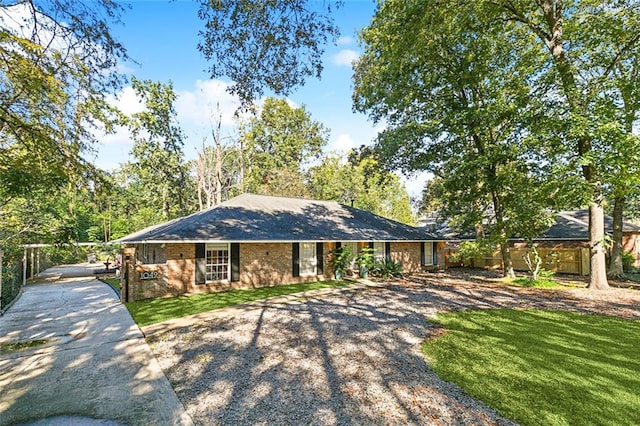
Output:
(368, 241), (374, 249)
(432, 242), (437, 266)
(421, 242), (426, 267)
(195, 243), (206, 284)
(292, 242), (300, 277)
(385, 242), (391, 262)
(231, 243), (240, 282)
(335, 241), (341, 250)
(316, 242), (323, 275)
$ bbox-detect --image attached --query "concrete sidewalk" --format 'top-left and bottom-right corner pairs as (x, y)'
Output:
(0, 267), (192, 425)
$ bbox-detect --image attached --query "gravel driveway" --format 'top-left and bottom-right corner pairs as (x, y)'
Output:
(146, 271), (640, 425)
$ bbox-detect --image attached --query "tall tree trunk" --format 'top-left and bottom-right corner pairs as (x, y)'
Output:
(608, 196), (625, 278)
(490, 188), (515, 278)
(538, 0), (608, 289)
(589, 201), (609, 289)
(500, 240), (516, 278)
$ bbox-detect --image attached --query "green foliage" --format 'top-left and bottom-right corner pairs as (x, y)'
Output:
(43, 245), (90, 265)
(102, 277), (121, 292)
(329, 246), (352, 277)
(0, 1), (128, 199)
(307, 153), (416, 225)
(197, 0), (340, 106)
(370, 259), (403, 279)
(127, 280), (351, 326)
(622, 252), (635, 273)
(355, 247), (375, 270)
(241, 97), (328, 196)
(422, 309), (640, 425)
(123, 77), (195, 222)
(353, 0), (557, 269)
(451, 241), (494, 264)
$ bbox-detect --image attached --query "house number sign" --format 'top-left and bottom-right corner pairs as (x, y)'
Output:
(140, 271), (159, 280)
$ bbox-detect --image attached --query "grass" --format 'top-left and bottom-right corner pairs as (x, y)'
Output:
(422, 309), (640, 425)
(509, 277), (561, 288)
(103, 277), (120, 292)
(0, 339), (50, 354)
(126, 280), (351, 327)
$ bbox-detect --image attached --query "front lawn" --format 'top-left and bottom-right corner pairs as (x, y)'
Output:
(102, 277), (120, 292)
(422, 309), (640, 425)
(127, 280), (350, 327)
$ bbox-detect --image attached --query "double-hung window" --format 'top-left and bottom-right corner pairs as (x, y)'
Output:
(299, 242), (317, 276)
(206, 243), (229, 282)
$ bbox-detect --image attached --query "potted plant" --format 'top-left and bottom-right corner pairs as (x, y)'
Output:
(330, 245), (352, 280)
(355, 247), (375, 279)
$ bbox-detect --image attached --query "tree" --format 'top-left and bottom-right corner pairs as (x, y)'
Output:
(307, 153), (415, 225)
(241, 97), (328, 195)
(194, 109), (244, 209)
(0, 1), (128, 199)
(123, 77), (194, 222)
(354, 0), (640, 288)
(197, 0), (340, 107)
(490, 1), (640, 288)
(353, 1), (556, 277)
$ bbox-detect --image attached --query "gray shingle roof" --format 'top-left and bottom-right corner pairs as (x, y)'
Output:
(430, 209), (640, 241)
(538, 210), (640, 240)
(117, 193), (442, 243)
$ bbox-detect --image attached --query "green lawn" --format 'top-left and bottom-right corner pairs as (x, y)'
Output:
(103, 277), (120, 292)
(422, 309), (640, 425)
(127, 280), (350, 326)
(508, 277), (562, 288)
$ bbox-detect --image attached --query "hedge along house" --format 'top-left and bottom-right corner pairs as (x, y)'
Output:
(117, 193), (445, 301)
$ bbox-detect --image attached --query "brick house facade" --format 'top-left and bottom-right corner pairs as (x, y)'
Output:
(118, 194), (444, 302)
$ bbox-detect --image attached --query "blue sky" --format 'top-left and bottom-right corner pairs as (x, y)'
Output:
(95, 0), (428, 196)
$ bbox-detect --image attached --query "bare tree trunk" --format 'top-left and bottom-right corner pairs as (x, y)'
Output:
(608, 196), (625, 278)
(196, 152), (204, 211)
(215, 141), (223, 205)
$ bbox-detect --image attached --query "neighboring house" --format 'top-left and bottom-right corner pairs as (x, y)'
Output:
(117, 193), (445, 301)
(434, 210), (640, 275)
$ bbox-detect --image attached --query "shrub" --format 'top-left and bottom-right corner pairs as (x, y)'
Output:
(622, 252), (635, 272)
(371, 259), (403, 279)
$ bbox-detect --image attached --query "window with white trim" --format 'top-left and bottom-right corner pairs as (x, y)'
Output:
(299, 242), (317, 276)
(424, 242), (434, 265)
(206, 243), (229, 282)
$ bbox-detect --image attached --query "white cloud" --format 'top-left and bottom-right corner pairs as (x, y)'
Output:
(332, 49), (359, 67)
(175, 79), (243, 128)
(109, 86), (145, 115)
(337, 36), (353, 46)
(327, 133), (357, 154)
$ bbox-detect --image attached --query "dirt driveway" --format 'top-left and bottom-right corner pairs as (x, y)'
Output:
(147, 271), (640, 425)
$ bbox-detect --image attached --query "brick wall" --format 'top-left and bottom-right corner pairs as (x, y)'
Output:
(389, 242), (422, 273)
(123, 242), (336, 301)
(122, 244), (195, 301)
(123, 240), (441, 301)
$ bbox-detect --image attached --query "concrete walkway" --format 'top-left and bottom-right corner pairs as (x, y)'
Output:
(0, 264), (192, 425)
